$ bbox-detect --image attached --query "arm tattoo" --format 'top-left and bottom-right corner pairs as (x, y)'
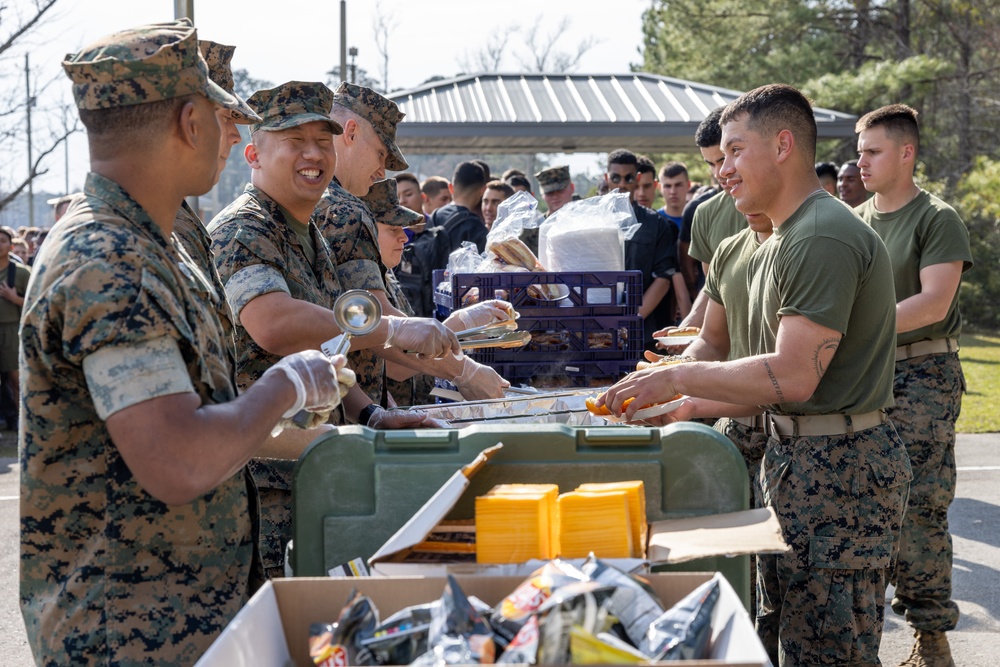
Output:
(763, 360), (785, 403)
(813, 338), (841, 380)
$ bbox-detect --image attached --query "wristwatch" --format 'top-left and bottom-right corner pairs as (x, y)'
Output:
(358, 403), (380, 426)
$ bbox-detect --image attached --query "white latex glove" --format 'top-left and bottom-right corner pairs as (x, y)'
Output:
(267, 350), (353, 418)
(444, 300), (514, 332)
(451, 356), (510, 400)
(384, 316), (461, 359)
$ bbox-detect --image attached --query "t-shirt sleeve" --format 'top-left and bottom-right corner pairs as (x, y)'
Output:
(702, 245), (726, 305)
(919, 208), (973, 272)
(688, 204), (713, 264)
(775, 236), (861, 334)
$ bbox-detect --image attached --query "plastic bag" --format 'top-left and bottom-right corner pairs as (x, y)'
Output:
(448, 241), (484, 276)
(490, 560), (590, 647)
(412, 575), (497, 666)
(487, 190), (545, 245)
(581, 556), (665, 647)
(309, 591), (380, 666)
(642, 575), (720, 661)
(533, 580), (617, 665)
(359, 602), (437, 665)
(541, 191), (639, 272)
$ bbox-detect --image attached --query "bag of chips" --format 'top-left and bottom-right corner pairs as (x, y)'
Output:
(412, 575), (497, 666)
(643, 576), (720, 661)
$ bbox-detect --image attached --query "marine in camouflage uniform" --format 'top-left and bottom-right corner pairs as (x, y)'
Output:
(20, 19), (264, 665)
(316, 82), (408, 406)
(361, 178), (436, 407)
(208, 81), (344, 578)
(172, 40), (257, 359)
(855, 105), (973, 664)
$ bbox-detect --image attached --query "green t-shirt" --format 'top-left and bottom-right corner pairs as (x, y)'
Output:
(278, 204), (316, 267)
(748, 192), (896, 415)
(855, 190), (972, 346)
(703, 226), (762, 360)
(689, 191), (746, 265)
(0, 260), (30, 324)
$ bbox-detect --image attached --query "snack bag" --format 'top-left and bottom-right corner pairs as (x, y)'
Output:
(568, 627), (649, 665)
(490, 560), (590, 646)
(581, 557), (666, 648)
(643, 576), (720, 661)
(359, 602), (437, 665)
(534, 581), (616, 665)
(310, 591), (380, 666)
(412, 575), (497, 666)
(495, 615), (540, 665)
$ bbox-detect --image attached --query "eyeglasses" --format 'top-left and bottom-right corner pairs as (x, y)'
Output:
(609, 173), (636, 185)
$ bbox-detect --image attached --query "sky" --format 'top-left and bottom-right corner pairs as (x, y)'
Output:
(12, 0), (653, 196)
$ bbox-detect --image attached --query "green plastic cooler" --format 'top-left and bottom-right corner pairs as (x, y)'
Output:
(291, 422), (752, 605)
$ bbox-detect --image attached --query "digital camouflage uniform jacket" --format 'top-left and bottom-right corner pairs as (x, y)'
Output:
(208, 184), (343, 573)
(316, 178), (387, 404)
(20, 173), (256, 666)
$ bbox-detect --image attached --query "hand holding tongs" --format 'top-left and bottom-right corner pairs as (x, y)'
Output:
(455, 318), (531, 350)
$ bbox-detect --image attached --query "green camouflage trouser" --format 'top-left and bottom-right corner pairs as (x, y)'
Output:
(247, 457), (297, 579)
(757, 422), (911, 666)
(888, 351), (963, 632)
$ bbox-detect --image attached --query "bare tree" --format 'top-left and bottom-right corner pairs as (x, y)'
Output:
(0, 0), (78, 215)
(459, 27), (516, 73)
(372, 0), (397, 93)
(516, 17), (599, 73)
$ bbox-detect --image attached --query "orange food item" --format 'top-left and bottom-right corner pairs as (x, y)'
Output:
(586, 394), (683, 416)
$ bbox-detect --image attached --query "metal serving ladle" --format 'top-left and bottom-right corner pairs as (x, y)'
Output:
(289, 290), (381, 428)
(322, 289), (383, 357)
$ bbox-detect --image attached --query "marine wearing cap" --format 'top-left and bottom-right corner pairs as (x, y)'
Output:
(248, 81), (342, 135)
(362, 178), (423, 227)
(198, 40), (257, 124)
(535, 165), (571, 193)
(62, 17), (256, 122)
(332, 82), (407, 170)
(22, 17), (290, 665)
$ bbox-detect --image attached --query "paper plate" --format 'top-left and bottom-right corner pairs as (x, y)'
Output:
(655, 335), (699, 346)
(598, 396), (687, 423)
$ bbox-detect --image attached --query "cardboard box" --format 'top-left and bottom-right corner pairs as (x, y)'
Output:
(368, 445), (788, 577)
(195, 573), (769, 667)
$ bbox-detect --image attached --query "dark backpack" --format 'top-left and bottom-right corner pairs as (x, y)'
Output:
(396, 225), (452, 318)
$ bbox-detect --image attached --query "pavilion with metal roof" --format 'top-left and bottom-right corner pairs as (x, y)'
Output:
(389, 72), (857, 154)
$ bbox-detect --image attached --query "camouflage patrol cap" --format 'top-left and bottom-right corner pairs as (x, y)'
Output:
(362, 178), (423, 227)
(333, 82), (408, 171)
(247, 81), (343, 135)
(535, 165), (571, 194)
(198, 40), (256, 124)
(62, 18), (252, 119)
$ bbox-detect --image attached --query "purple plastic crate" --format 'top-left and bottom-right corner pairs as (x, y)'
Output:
(469, 314), (642, 367)
(433, 269), (642, 319)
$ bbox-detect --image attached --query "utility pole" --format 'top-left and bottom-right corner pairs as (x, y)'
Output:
(175, 0), (197, 213)
(174, 0), (194, 21)
(25, 54), (35, 227)
(340, 0), (347, 84)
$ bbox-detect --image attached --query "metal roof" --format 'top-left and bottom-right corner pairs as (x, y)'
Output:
(390, 72), (857, 154)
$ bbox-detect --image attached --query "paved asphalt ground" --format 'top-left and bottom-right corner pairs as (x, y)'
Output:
(0, 430), (996, 666)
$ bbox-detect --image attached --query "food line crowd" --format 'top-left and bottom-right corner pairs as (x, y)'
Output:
(16, 17), (970, 667)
